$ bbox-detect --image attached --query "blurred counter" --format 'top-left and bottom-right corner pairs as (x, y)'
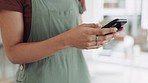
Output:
(83, 36), (148, 83)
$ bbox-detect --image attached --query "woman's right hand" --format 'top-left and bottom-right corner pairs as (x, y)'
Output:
(62, 24), (118, 49)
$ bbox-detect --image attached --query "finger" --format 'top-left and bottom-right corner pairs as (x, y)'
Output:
(104, 33), (118, 44)
(98, 23), (102, 28)
(81, 23), (98, 28)
(85, 39), (111, 49)
(86, 45), (102, 49)
(113, 32), (119, 37)
(96, 40), (110, 47)
(86, 35), (97, 42)
(97, 41), (104, 46)
(101, 40), (111, 45)
(117, 27), (123, 32)
(85, 40), (104, 49)
(100, 28), (118, 35)
(85, 42), (97, 47)
(88, 33), (115, 42)
(90, 27), (117, 36)
(104, 34), (115, 41)
(89, 28), (102, 35)
(86, 39), (106, 46)
(97, 34), (114, 41)
(86, 35), (110, 42)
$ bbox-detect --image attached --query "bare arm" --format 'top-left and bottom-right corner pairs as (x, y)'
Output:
(0, 10), (69, 64)
(0, 10), (117, 64)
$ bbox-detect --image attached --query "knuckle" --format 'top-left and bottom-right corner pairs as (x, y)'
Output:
(93, 24), (98, 28)
(81, 24), (86, 27)
(102, 30), (107, 35)
(92, 23), (96, 26)
(103, 35), (108, 40)
(83, 30), (89, 35)
(100, 30), (104, 35)
(84, 29), (91, 35)
(98, 24), (102, 28)
(109, 28), (113, 32)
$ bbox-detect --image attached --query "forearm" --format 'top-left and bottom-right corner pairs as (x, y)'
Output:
(5, 34), (68, 64)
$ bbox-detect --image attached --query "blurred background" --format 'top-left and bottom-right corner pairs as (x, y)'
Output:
(0, 0), (148, 83)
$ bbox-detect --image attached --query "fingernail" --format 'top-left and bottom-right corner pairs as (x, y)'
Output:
(114, 28), (118, 31)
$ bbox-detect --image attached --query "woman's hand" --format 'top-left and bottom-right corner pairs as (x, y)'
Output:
(62, 24), (118, 49)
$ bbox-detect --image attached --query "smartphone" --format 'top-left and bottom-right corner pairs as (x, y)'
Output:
(102, 19), (127, 31)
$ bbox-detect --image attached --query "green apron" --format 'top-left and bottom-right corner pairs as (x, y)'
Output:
(16, 0), (90, 83)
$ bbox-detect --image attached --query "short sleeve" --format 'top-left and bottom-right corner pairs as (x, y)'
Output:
(0, 0), (23, 12)
(79, 0), (86, 14)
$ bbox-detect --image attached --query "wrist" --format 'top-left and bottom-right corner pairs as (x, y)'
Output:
(56, 33), (71, 49)
(44, 35), (70, 52)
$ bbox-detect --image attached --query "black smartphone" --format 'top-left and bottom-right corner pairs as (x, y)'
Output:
(102, 19), (127, 31)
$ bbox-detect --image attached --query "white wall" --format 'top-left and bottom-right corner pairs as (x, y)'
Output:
(141, 0), (148, 29)
(82, 0), (104, 23)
